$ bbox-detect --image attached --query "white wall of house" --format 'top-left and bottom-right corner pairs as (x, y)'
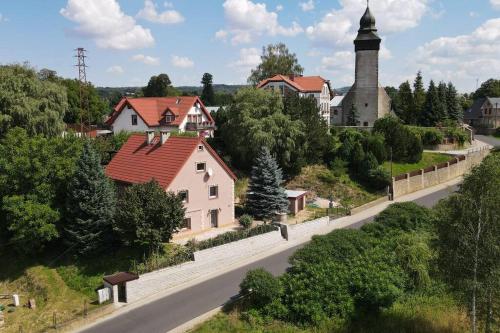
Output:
(168, 142), (236, 238)
(177, 104), (212, 131)
(111, 106), (150, 133)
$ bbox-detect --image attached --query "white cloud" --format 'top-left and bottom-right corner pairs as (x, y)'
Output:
(469, 11), (479, 18)
(229, 47), (261, 70)
(491, 0), (500, 10)
(106, 65), (124, 74)
(415, 19), (500, 86)
(60, 0), (154, 50)
(171, 55), (194, 68)
(132, 54), (160, 65)
(215, 29), (229, 41)
(276, 5), (284, 12)
(218, 0), (303, 44)
(164, 1), (173, 8)
(306, 0), (429, 47)
(137, 0), (184, 24)
(300, 0), (314, 12)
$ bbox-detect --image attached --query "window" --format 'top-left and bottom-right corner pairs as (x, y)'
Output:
(179, 190), (189, 203)
(131, 114), (138, 126)
(196, 162), (206, 172)
(181, 218), (191, 230)
(198, 145), (204, 151)
(363, 122), (369, 127)
(209, 185), (218, 198)
(365, 103), (368, 107)
(165, 113), (175, 122)
(333, 109), (338, 116)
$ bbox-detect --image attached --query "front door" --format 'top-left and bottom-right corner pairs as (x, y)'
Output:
(118, 283), (126, 303)
(210, 209), (218, 228)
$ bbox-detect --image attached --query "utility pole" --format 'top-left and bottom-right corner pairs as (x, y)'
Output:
(75, 48), (89, 137)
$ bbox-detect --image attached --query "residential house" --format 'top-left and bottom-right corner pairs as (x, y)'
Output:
(330, 95), (345, 126)
(464, 97), (500, 129)
(105, 131), (237, 238)
(106, 96), (215, 137)
(257, 75), (333, 125)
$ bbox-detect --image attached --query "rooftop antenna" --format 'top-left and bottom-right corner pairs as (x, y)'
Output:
(75, 48), (90, 137)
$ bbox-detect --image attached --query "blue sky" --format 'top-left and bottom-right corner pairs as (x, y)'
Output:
(0, 0), (499, 92)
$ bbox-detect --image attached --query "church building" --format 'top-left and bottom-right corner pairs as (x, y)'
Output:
(334, 3), (391, 126)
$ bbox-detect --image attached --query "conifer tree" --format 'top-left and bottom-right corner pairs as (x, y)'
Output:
(397, 81), (415, 124)
(437, 81), (449, 122)
(420, 80), (441, 126)
(346, 104), (360, 126)
(201, 73), (215, 106)
(246, 147), (289, 221)
(446, 82), (462, 122)
(65, 141), (116, 255)
(413, 71), (426, 123)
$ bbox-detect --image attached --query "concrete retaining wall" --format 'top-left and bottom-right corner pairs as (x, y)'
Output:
(284, 217), (330, 241)
(392, 148), (490, 198)
(192, 230), (283, 262)
(350, 196), (389, 215)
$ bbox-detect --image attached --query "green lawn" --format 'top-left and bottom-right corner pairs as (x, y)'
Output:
(382, 153), (451, 177)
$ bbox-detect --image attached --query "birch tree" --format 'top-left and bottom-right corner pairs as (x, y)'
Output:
(435, 153), (500, 332)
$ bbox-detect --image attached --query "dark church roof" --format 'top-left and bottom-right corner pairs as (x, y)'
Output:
(354, 4), (381, 51)
(464, 98), (485, 120)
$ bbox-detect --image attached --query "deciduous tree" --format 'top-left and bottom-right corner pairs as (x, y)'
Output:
(248, 43), (304, 86)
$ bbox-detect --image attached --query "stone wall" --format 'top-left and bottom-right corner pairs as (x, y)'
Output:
(392, 147), (490, 198)
(283, 217), (330, 241)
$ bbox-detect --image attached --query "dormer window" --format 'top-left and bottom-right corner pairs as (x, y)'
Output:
(164, 113), (175, 123)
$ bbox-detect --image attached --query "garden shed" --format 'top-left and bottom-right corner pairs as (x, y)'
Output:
(103, 272), (139, 304)
(286, 190), (308, 215)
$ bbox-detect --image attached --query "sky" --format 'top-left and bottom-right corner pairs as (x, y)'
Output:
(0, 0), (499, 92)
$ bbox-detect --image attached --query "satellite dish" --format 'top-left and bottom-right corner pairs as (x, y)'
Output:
(207, 168), (214, 177)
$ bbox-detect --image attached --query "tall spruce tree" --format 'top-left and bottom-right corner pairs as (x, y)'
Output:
(437, 81), (449, 122)
(346, 104), (360, 126)
(446, 82), (462, 122)
(397, 81), (415, 124)
(420, 80), (441, 126)
(246, 147), (289, 221)
(65, 141), (116, 255)
(201, 73), (215, 106)
(413, 71), (426, 123)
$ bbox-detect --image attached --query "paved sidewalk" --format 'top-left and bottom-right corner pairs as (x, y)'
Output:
(424, 138), (492, 155)
(74, 176), (463, 333)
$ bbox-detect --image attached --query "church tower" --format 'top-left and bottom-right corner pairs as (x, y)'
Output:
(341, 3), (390, 126)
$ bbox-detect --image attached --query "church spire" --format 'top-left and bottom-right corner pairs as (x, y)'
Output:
(354, 2), (381, 51)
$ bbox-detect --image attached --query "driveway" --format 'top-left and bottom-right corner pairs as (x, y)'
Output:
(79, 184), (458, 333)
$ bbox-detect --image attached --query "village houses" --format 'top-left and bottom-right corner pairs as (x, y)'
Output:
(105, 131), (237, 239)
(106, 96), (215, 137)
(257, 75), (334, 125)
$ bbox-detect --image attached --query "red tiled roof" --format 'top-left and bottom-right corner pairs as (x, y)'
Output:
(257, 75), (330, 93)
(106, 96), (214, 127)
(105, 134), (236, 189)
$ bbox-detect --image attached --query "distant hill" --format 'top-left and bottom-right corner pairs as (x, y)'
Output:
(176, 84), (248, 95)
(334, 86), (351, 95)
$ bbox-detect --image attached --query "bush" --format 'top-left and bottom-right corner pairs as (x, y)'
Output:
(444, 127), (469, 146)
(240, 268), (282, 308)
(374, 117), (423, 163)
(366, 167), (391, 190)
(239, 214), (253, 229)
(420, 128), (444, 146)
(187, 224), (278, 251)
(361, 202), (435, 237)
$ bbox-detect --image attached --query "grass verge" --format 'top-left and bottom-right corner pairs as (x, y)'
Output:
(382, 152), (451, 176)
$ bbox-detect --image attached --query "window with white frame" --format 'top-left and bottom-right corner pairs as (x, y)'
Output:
(165, 113), (175, 122)
(209, 185), (218, 198)
(179, 190), (189, 203)
(196, 162), (206, 172)
(181, 218), (191, 230)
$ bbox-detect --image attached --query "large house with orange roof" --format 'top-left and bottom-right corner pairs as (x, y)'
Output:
(106, 96), (215, 137)
(257, 74), (334, 124)
(106, 131), (237, 239)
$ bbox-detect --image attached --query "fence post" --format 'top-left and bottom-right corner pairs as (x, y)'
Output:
(53, 312), (57, 329)
(83, 300), (88, 318)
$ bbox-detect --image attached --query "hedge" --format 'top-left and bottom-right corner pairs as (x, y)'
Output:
(187, 224), (279, 251)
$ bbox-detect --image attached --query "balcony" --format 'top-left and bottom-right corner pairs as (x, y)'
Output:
(185, 122), (215, 131)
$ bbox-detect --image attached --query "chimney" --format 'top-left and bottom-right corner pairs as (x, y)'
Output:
(160, 131), (170, 145)
(146, 130), (154, 145)
(290, 74), (295, 81)
(176, 98), (181, 105)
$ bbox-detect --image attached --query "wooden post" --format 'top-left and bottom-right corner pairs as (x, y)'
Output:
(53, 312), (57, 329)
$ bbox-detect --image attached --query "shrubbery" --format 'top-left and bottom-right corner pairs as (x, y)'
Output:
(239, 214), (253, 229)
(374, 116), (423, 163)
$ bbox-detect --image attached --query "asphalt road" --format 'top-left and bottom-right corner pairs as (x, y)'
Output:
(475, 134), (500, 148)
(81, 184), (459, 333)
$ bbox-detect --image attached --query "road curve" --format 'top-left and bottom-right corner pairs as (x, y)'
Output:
(80, 184), (458, 333)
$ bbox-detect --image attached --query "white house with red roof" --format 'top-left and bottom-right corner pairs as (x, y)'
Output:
(257, 75), (334, 124)
(106, 96), (215, 137)
(106, 131), (237, 239)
